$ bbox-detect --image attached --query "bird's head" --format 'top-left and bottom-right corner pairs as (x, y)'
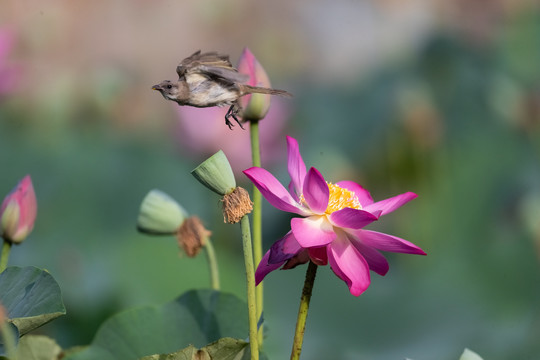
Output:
(152, 80), (180, 101)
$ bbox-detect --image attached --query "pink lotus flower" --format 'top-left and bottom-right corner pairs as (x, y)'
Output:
(243, 136), (426, 296)
(0, 175), (37, 244)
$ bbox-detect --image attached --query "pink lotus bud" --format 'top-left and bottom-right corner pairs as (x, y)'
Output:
(0, 175), (37, 244)
(237, 47), (272, 121)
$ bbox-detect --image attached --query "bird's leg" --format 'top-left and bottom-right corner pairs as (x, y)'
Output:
(224, 102), (244, 130)
(224, 105), (235, 129)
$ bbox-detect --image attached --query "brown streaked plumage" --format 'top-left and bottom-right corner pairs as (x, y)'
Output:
(152, 50), (292, 129)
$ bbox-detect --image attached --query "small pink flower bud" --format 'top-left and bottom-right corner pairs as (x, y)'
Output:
(237, 47), (272, 121)
(0, 175), (37, 244)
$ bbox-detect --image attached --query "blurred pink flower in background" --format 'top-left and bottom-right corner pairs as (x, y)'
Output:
(175, 102), (289, 174)
(0, 175), (37, 244)
(174, 48), (291, 174)
(0, 27), (20, 97)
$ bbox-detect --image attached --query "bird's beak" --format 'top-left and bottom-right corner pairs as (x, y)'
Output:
(151, 85), (160, 90)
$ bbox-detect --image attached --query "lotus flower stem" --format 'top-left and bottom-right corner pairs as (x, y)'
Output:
(290, 261), (318, 360)
(240, 215), (259, 360)
(249, 119), (264, 344)
(203, 236), (220, 291)
(0, 241), (11, 273)
(0, 319), (17, 359)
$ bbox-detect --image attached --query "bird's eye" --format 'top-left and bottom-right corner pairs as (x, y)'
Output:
(166, 84), (172, 89)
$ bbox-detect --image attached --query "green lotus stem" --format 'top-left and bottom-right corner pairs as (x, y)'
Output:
(203, 237), (220, 291)
(0, 240), (12, 273)
(290, 261), (318, 360)
(249, 119), (264, 345)
(240, 215), (259, 360)
(0, 321), (17, 359)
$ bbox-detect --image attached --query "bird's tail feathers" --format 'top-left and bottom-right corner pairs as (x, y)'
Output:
(241, 85), (293, 97)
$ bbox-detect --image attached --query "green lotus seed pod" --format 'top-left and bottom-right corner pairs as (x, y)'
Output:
(191, 150), (236, 196)
(459, 349), (483, 360)
(137, 189), (187, 235)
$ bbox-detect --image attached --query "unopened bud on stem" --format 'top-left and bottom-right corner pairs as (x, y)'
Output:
(237, 47), (272, 121)
(0, 175), (37, 244)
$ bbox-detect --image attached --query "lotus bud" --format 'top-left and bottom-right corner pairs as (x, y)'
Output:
(191, 150), (236, 196)
(137, 189), (187, 235)
(0, 175), (37, 244)
(237, 47), (272, 121)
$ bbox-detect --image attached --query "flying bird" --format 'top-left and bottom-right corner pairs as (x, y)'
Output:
(152, 50), (292, 129)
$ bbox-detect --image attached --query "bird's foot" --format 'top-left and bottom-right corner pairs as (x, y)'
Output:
(225, 104), (244, 130)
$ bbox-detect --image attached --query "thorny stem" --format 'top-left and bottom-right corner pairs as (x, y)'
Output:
(290, 261), (318, 360)
(0, 240), (12, 273)
(203, 237), (220, 291)
(240, 215), (259, 360)
(249, 119), (264, 345)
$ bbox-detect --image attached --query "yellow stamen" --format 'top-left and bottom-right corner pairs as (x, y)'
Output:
(299, 183), (362, 214)
(325, 183), (362, 214)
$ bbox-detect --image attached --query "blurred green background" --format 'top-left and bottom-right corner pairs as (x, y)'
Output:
(1, 1), (540, 359)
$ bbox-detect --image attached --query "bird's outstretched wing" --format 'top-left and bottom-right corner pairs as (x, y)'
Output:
(176, 50), (249, 84)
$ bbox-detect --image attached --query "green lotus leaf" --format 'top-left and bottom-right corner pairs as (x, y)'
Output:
(140, 337), (248, 360)
(0, 266), (65, 335)
(63, 289), (249, 360)
(0, 266), (65, 357)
